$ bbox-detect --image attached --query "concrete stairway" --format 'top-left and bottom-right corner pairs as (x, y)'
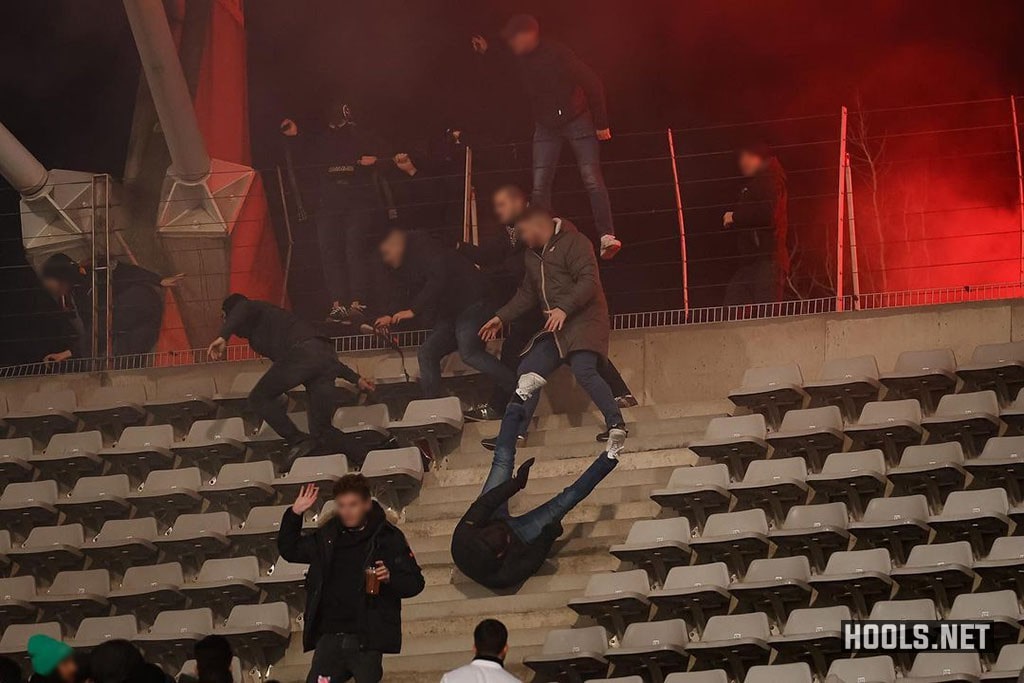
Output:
(269, 401), (718, 682)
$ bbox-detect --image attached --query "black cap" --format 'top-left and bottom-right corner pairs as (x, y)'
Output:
(221, 293), (248, 315)
(40, 253), (84, 284)
(500, 14), (539, 41)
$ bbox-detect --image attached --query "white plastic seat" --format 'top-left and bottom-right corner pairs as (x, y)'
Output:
(983, 644), (1024, 682)
(332, 404), (393, 452)
(687, 415), (768, 480)
(228, 504), (292, 568)
(845, 399), (924, 466)
(32, 568), (110, 626)
(769, 502), (851, 572)
(69, 614), (138, 650)
(0, 437), (35, 484)
(957, 341), (1024, 404)
(880, 348), (958, 414)
(4, 388), (79, 439)
(848, 495), (932, 565)
(827, 655), (896, 683)
(604, 619), (689, 679)
(388, 397), (464, 442)
(55, 474), (131, 531)
(806, 449), (888, 519)
(888, 442), (968, 512)
(214, 601), (292, 655)
(144, 376), (217, 430)
(929, 488), (1011, 556)
(99, 424), (175, 483)
(768, 605), (850, 676)
(202, 461), (277, 519)
(650, 463), (733, 531)
(74, 384), (148, 433)
(808, 548), (893, 617)
(247, 412), (308, 466)
(212, 370), (265, 421)
(906, 652), (981, 682)
(690, 509), (770, 578)
(664, 673), (729, 683)
(0, 575), (39, 625)
(765, 406), (846, 472)
(947, 590), (1021, 651)
(153, 512), (232, 572)
(567, 570), (651, 637)
(30, 430), (104, 485)
(648, 562), (731, 636)
(133, 606), (215, 668)
(891, 541), (975, 611)
(686, 612), (772, 682)
(608, 518), (692, 583)
(361, 446), (424, 507)
(745, 663), (812, 683)
(965, 435), (1024, 503)
(974, 537), (1024, 593)
(181, 556), (261, 617)
(921, 390), (1002, 455)
(107, 562), (186, 625)
(6, 523), (84, 581)
(729, 555), (812, 626)
(84, 517), (160, 574)
(727, 364), (808, 429)
(255, 556), (308, 611)
(729, 457), (809, 523)
(129, 467), (204, 526)
(0, 621), (62, 662)
(172, 418), (248, 476)
(522, 625), (609, 682)
(803, 355), (882, 421)
(999, 387), (1024, 434)
(0, 479), (59, 538)
(271, 453), (348, 502)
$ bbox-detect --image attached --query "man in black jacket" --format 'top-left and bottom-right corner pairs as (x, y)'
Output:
(722, 144), (790, 310)
(451, 378), (625, 589)
(280, 475), (424, 683)
(207, 294), (375, 469)
(374, 229), (517, 400)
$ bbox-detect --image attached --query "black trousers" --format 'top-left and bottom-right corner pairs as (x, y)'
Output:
(248, 338), (342, 443)
(723, 258), (781, 309)
(306, 634), (383, 683)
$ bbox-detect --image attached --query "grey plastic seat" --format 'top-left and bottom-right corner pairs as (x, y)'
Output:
(891, 541), (975, 610)
(256, 556), (308, 610)
(766, 406), (846, 472)
(99, 424), (175, 483)
(770, 502), (851, 572)
(202, 461), (277, 519)
(228, 504), (292, 568)
(983, 644), (1024, 682)
(729, 457), (809, 523)
(906, 652), (982, 682)
(133, 606), (215, 668)
(745, 663), (812, 683)
(74, 384), (148, 433)
(768, 605), (850, 676)
(214, 601), (292, 653)
(182, 556), (261, 617)
(0, 437), (35, 484)
(804, 355), (882, 421)
(0, 479), (59, 537)
(605, 619), (689, 678)
(4, 388), (79, 439)
(869, 598), (939, 675)
(808, 548), (893, 617)
(7, 523), (84, 581)
(32, 568), (110, 625)
(129, 467), (204, 526)
(663, 673), (729, 683)
(361, 447), (424, 507)
(69, 614), (138, 650)
(947, 590), (1021, 650)
(880, 348), (958, 414)
(568, 570), (651, 637)
(929, 488), (1011, 556)
(84, 517), (160, 574)
(965, 436), (1024, 503)
(388, 397), (464, 442)
(922, 390), (1002, 455)
(108, 562), (186, 625)
(888, 442), (967, 512)
(172, 418), (248, 475)
(827, 655), (897, 683)
(999, 388), (1024, 434)
(31, 430), (105, 484)
(729, 556), (812, 626)
(845, 399), (924, 466)
(806, 449), (888, 519)
(849, 495), (932, 565)
(0, 621), (61, 662)
(522, 625), (609, 682)
(332, 404), (393, 452)
(648, 562), (731, 636)
(686, 612), (771, 681)
(271, 453), (348, 502)
(690, 509), (770, 578)
(248, 412), (309, 466)
(609, 517), (692, 582)
(212, 370), (265, 418)
(957, 341), (1024, 404)
(0, 576), (39, 625)
(727, 364), (808, 429)
(55, 474), (131, 531)
(650, 463), (733, 531)
(974, 537), (1024, 592)
(687, 415), (768, 480)
(153, 512), (232, 572)
(144, 376), (217, 430)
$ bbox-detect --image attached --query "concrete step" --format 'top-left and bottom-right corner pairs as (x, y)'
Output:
(452, 425), (702, 461)
(407, 571), (591, 605)
(406, 516), (646, 555)
(460, 412), (718, 446)
(402, 587), (583, 622)
(403, 604), (580, 637)
(414, 531), (637, 567)
(421, 552), (620, 587)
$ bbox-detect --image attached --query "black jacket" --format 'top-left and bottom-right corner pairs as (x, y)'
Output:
(515, 40), (609, 130)
(457, 225), (525, 306)
(386, 232), (487, 322)
(731, 158), (790, 272)
(66, 261), (165, 358)
(450, 477), (562, 590)
(277, 503), (425, 652)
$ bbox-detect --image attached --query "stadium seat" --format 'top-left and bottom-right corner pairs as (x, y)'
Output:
(690, 509), (770, 577)
(0, 621), (61, 665)
(845, 398), (924, 466)
(964, 435), (1024, 503)
(182, 556), (261, 617)
(687, 414), (768, 480)
(744, 663), (812, 683)
(523, 625), (609, 682)
(906, 652), (982, 682)
(647, 562), (732, 635)
(247, 412), (308, 467)
(0, 479), (59, 538)
(84, 517), (160, 575)
(984, 644), (1024, 682)
(891, 541), (975, 610)
(770, 502), (851, 571)
(172, 418), (249, 475)
(729, 456), (809, 523)
(803, 355), (882, 421)
(332, 404), (393, 453)
(153, 511), (232, 572)
(567, 570), (651, 637)
(848, 495), (932, 565)
(650, 463), (733, 531)
(108, 562), (186, 625)
(31, 430), (104, 485)
(806, 449), (888, 519)
(99, 424), (175, 483)
(214, 602), (292, 665)
(0, 531), (8, 571)
(129, 467), (204, 526)
(765, 406), (846, 473)
(888, 442), (967, 512)
(0, 575), (38, 625)
(826, 655), (897, 683)
(7, 523), (84, 581)
(144, 376), (217, 431)
(663, 673), (729, 683)
(56, 474), (131, 531)
(947, 590), (1021, 650)
(604, 619), (689, 678)
(32, 569), (110, 625)
(75, 384), (148, 434)
(212, 370), (265, 420)
(69, 614), (138, 650)
(957, 340), (1024, 404)
(974, 536), (1024, 592)
(4, 388), (79, 440)
(686, 612), (771, 681)
(867, 599), (942, 670)
(361, 446), (424, 509)
(388, 397), (464, 443)
(929, 488), (1012, 555)
(133, 606), (214, 668)
(727, 364), (808, 429)
(808, 548), (893, 617)
(999, 388), (1024, 434)
(880, 347), (958, 414)
(768, 605), (849, 676)
(271, 453), (347, 502)
(608, 517), (693, 582)
(729, 556), (812, 626)
(202, 461), (277, 519)
(228, 504), (291, 568)
(922, 390), (1002, 455)
(0, 437), (35, 484)
(256, 556), (307, 610)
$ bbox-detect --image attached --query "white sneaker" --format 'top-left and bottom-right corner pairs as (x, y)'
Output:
(599, 234), (622, 260)
(515, 372), (547, 401)
(605, 427), (627, 459)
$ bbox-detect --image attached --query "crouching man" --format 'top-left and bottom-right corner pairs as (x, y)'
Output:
(280, 475), (425, 683)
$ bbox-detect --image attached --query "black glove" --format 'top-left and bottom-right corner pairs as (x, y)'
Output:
(513, 457), (536, 490)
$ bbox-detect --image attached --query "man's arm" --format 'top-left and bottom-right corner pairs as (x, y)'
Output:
(406, 238), (447, 320)
(381, 529), (425, 599)
(559, 233), (600, 317)
(559, 43), (609, 131)
(218, 299), (252, 341)
(459, 478), (521, 528)
(277, 508), (317, 565)
(495, 268), (538, 323)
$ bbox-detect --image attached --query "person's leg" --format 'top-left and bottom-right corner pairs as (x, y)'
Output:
(305, 634), (351, 683)
(568, 351), (624, 429)
(347, 650), (384, 683)
(316, 192), (351, 305)
(566, 116), (614, 238)
(343, 206), (375, 306)
(487, 311), (544, 412)
(509, 449), (619, 542)
(479, 402), (531, 517)
(531, 124), (562, 209)
(723, 261), (755, 315)
(249, 357), (305, 442)
(514, 335), (564, 437)
(455, 303), (517, 393)
(416, 320), (458, 399)
(598, 358), (631, 399)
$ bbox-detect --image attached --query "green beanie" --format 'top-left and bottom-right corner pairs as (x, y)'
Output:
(27, 634), (72, 676)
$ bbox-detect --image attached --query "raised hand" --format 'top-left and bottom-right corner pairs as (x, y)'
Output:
(292, 483), (320, 515)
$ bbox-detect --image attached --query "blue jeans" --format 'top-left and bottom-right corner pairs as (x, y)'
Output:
(532, 112), (615, 237)
(481, 403), (618, 543)
(417, 301), (518, 399)
(316, 185), (373, 304)
(515, 334), (624, 437)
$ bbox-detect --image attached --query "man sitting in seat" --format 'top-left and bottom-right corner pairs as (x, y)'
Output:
(206, 294), (375, 471)
(450, 374), (626, 589)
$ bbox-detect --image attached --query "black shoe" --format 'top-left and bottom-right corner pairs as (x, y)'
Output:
(281, 437), (316, 473)
(464, 404), (503, 422)
(596, 423), (629, 443)
(615, 394), (639, 409)
(481, 434), (526, 451)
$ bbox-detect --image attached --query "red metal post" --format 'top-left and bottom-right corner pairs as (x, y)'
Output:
(1011, 96), (1024, 286)
(666, 128), (690, 312)
(835, 106), (849, 312)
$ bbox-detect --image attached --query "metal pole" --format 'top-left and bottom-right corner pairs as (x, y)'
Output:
(0, 121), (49, 196)
(103, 175), (112, 364)
(835, 107), (849, 312)
(844, 153), (862, 310)
(90, 176), (99, 360)
(666, 128), (690, 312)
(1011, 96), (1024, 286)
(275, 166), (294, 308)
(463, 146), (473, 243)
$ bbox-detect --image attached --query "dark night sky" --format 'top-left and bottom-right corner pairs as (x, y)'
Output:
(0, 0), (1022, 364)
